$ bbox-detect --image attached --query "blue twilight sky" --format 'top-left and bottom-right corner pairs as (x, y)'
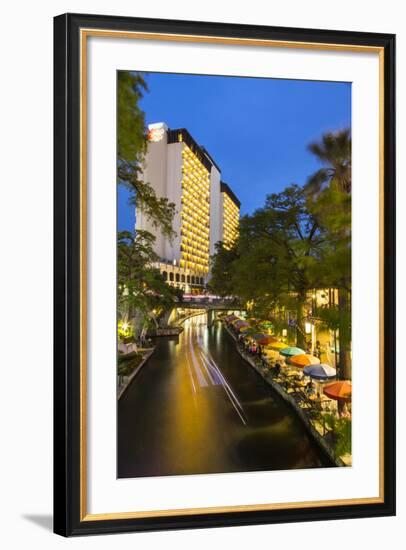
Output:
(118, 72), (351, 231)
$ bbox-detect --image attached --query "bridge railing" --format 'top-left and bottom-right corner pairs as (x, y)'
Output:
(177, 297), (243, 309)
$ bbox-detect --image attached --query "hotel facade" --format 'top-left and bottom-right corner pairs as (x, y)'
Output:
(136, 123), (240, 294)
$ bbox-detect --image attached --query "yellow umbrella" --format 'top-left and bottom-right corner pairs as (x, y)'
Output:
(268, 341), (289, 350)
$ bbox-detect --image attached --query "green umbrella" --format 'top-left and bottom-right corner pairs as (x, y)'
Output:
(280, 346), (305, 357)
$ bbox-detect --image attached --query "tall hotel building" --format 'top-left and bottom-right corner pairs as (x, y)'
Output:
(136, 122), (240, 294)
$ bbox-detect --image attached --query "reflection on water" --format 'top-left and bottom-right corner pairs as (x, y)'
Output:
(117, 313), (333, 478)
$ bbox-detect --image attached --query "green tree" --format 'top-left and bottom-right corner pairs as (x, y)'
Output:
(208, 242), (240, 297)
(306, 129), (351, 195)
(306, 129), (352, 379)
(117, 231), (182, 334)
(117, 230), (181, 333)
(213, 185), (324, 347)
(209, 129), (352, 371)
(117, 71), (175, 238)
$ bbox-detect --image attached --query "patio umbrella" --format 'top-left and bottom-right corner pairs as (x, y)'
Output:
(290, 354), (321, 367)
(255, 335), (278, 346)
(303, 363), (337, 380)
(231, 318), (243, 325)
(234, 321), (249, 332)
(239, 325), (254, 333)
(323, 380), (352, 402)
(280, 346), (305, 357)
(225, 314), (237, 323)
(268, 341), (289, 350)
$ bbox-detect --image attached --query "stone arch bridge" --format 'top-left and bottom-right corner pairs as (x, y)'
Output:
(160, 298), (245, 328)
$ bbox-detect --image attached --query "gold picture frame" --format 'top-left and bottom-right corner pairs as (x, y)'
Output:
(54, 13), (396, 536)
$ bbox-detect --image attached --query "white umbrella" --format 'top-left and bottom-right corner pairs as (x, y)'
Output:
(303, 363), (336, 380)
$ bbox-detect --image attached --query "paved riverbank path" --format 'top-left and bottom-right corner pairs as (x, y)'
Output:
(117, 314), (333, 478)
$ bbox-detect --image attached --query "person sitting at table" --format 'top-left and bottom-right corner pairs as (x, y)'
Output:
(274, 362), (281, 376)
(305, 380), (314, 395)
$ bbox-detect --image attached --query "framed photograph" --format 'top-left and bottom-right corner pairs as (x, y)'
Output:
(54, 13), (396, 536)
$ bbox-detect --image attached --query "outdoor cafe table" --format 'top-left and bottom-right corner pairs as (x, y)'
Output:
(308, 394), (332, 408)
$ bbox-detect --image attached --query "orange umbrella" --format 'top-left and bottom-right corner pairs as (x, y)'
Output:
(256, 335), (278, 345)
(290, 354), (321, 368)
(323, 380), (352, 402)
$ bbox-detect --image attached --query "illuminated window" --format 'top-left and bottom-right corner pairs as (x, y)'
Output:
(179, 145), (211, 274)
(222, 192), (240, 249)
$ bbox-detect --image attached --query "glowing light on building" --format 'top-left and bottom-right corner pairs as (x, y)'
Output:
(147, 122), (166, 142)
(221, 182), (240, 249)
(137, 123), (240, 293)
(180, 145), (210, 274)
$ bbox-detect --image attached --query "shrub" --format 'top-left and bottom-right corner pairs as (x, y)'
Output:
(323, 413), (352, 458)
(117, 353), (143, 377)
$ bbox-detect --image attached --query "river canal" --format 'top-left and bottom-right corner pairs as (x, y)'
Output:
(117, 313), (333, 477)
